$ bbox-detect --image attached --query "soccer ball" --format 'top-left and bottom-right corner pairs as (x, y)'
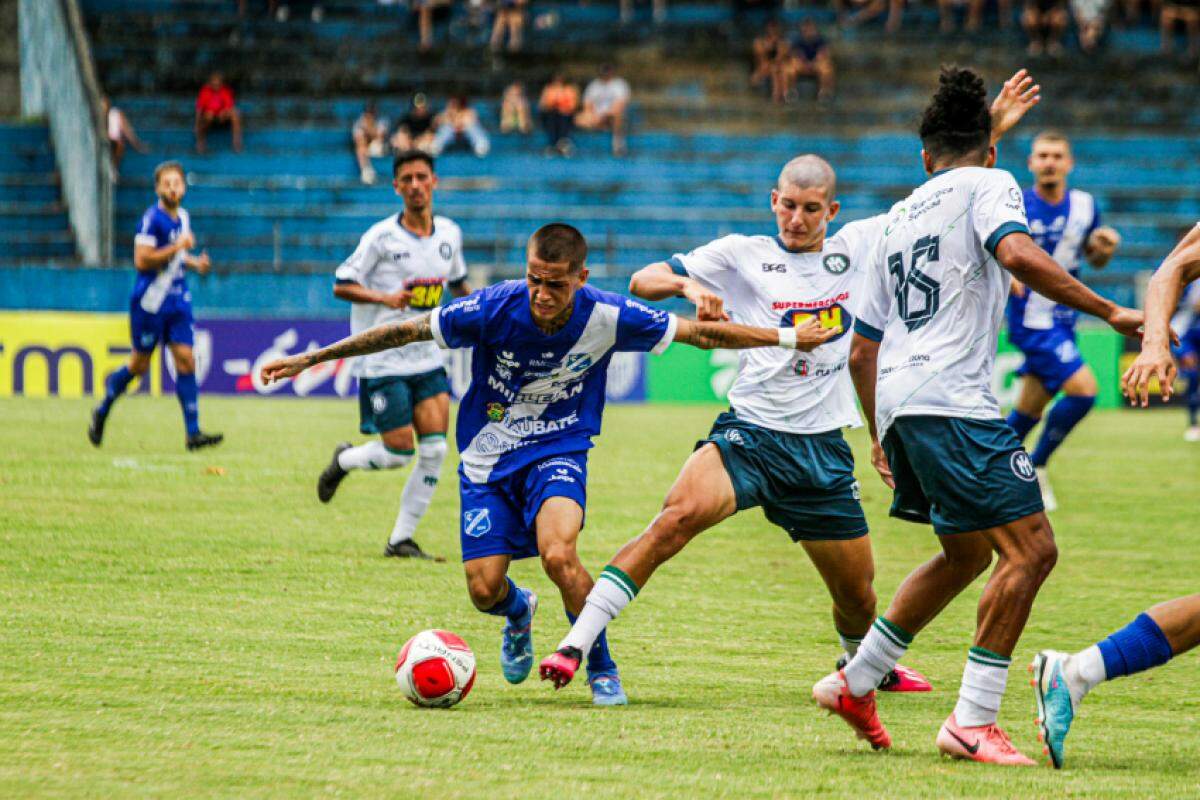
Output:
(395, 629), (476, 708)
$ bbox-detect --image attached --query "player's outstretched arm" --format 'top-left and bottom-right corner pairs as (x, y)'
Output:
(989, 68), (1040, 147)
(629, 263), (727, 321)
(260, 314), (434, 383)
(848, 332), (893, 488)
(995, 232), (1143, 338)
(1122, 225), (1200, 406)
(672, 316), (835, 351)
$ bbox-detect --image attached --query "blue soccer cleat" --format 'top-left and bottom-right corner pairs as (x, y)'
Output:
(588, 669), (628, 706)
(499, 590), (538, 684)
(1030, 649), (1078, 769)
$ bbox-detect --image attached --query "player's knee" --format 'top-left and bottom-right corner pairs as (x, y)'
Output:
(832, 581), (876, 620)
(649, 503), (704, 549)
(466, 574), (506, 610)
(174, 354), (195, 374)
(539, 543), (581, 586)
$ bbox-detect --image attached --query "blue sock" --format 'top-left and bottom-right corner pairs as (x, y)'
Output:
(1030, 395), (1095, 467)
(567, 610), (617, 675)
(1096, 613), (1174, 681)
(175, 373), (201, 436)
(1186, 371), (1199, 426)
(483, 578), (529, 623)
(1005, 409), (1040, 444)
(99, 366), (136, 415)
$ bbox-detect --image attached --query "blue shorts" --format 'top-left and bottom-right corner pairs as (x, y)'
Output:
(883, 415), (1044, 536)
(1176, 327), (1200, 367)
(701, 411), (867, 540)
(358, 368), (450, 434)
(459, 452), (588, 562)
(130, 298), (194, 353)
(1012, 326), (1086, 395)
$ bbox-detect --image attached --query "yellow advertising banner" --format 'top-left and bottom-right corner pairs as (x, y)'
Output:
(0, 312), (162, 398)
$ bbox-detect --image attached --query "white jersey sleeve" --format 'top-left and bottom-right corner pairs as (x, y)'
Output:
(852, 226), (890, 341)
(446, 220), (468, 283)
(973, 169), (1029, 256)
(335, 226), (382, 285)
(667, 235), (738, 295)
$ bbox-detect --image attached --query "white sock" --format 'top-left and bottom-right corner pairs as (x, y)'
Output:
(953, 647), (1011, 727)
(839, 630), (865, 659)
(389, 436), (447, 545)
(558, 566), (638, 655)
(844, 618), (911, 697)
(338, 440), (413, 472)
(1067, 644), (1106, 705)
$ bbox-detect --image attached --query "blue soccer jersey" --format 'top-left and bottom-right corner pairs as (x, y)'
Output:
(133, 204), (192, 315)
(1007, 188), (1100, 334)
(430, 281), (676, 483)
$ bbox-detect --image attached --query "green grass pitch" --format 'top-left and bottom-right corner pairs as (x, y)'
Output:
(2, 396), (1198, 797)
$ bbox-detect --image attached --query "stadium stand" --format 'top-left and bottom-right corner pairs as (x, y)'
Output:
(0, 123), (76, 264)
(4, 0), (1197, 310)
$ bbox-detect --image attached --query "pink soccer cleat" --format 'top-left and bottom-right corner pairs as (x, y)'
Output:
(935, 714), (1036, 766)
(880, 663), (933, 693)
(812, 670), (892, 750)
(538, 646), (582, 689)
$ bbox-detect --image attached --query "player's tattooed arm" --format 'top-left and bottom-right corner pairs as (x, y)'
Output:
(259, 314), (434, 382)
(989, 69), (1040, 147)
(674, 317), (836, 351)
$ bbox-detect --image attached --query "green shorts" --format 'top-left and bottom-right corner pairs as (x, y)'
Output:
(882, 415), (1045, 536)
(358, 368), (450, 435)
(701, 410), (868, 541)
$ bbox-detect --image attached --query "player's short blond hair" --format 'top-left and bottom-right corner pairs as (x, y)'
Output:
(1032, 130), (1072, 152)
(153, 160), (185, 186)
(777, 155), (836, 198)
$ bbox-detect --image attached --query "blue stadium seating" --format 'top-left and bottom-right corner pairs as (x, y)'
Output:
(0, 124), (76, 263)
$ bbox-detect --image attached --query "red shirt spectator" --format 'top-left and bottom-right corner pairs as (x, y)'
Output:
(194, 72), (243, 154)
(197, 82), (235, 115)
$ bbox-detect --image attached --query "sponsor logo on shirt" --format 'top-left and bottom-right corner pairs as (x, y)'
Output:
(503, 412), (580, 436)
(486, 374), (586, 404)
(793, 358), (846, 378)
(497, 351), (521, 369)
(624, 299), (669, 322)
(761, 262), (787, 273)
(405, 277), (445, 309)
(486, 402), (505, 422)
(772, 291), (851, 311)
(391, 251), (412, 261)
(780, 303), (851, 342)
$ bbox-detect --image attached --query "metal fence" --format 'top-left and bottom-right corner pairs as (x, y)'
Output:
(18, 0), (112, 264)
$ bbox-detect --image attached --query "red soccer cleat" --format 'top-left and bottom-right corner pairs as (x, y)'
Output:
(812, 670), (892, 750)
(538, 646), (582, 690)
(935, 714), (1036, 766)
(879, 663), (933, 693)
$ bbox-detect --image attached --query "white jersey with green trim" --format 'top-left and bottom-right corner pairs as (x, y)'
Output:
(335, 213), (467, 378)
(854, 166), (1029, 440)
(668, 217), (884, 434)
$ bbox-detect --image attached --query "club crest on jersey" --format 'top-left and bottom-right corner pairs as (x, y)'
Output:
(439, 242), (453, 260)
(781, 303), (851, 342)
(1010, 451), (1037, 482)
(463, 508), (492, 537)
(486, 402), (505, 422)
(564, 353), (593, 373)
(822, 254), (850, 275)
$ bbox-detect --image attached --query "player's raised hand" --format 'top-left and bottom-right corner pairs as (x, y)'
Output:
(870, 439), (895, 489)
(177, 231), (196, 251)
(1122, 347), (1176, 408)
(381, 289), (412, 310)
(794, 317), (838, 352)
(990, 69), (1040, 142)
(193, 250), (212, 275)
(683, 283), (728, 321)
(260, 355), (309, 384)
(1105, 305), (1145, 339)
(1090, 226), (1122, 256)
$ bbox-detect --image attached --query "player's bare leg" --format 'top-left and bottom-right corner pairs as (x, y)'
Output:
(90, 349), (152, 446)
(169, 343), (222, 451)
(465, 553), (539, 684)
(383, 394), (449, 560)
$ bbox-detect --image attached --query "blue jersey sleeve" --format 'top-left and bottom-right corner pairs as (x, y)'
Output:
(135, 208), (164, 249)
(431, 287), (487, 349)
(615, 298), (677, 354)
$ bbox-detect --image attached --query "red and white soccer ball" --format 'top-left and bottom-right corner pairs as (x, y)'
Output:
(395, 629), (476, 708)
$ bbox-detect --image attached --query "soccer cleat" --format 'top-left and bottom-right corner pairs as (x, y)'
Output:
(1030, 650), (1078, 769)
(186, 431), (224, 451)
(499, 590), (538, 684)
(812, 670), (891, 750)
(837, 655), (933, 693)
(1184, 426), (1200, 442)
(935, 714), (1035, 766)
(383, 538), (445, 562)
(88, 406), (107, 447)
(317, 442), (351, 503)
(539, 646), (582, 690)
(588, 669), (628, 706)
(1035, 466), (1058, 512)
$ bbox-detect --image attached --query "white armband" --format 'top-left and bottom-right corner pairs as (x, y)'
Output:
(778, 327), (797, 350)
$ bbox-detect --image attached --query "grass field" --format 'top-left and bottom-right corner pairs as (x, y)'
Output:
(2, 396), (1198, 798)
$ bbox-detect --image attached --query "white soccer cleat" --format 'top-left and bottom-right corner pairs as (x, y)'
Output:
(1184, 426), (1200, 442)
(1036, 467), (1058, 512)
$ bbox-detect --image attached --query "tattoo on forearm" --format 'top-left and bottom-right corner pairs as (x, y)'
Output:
(305, 314), (433, 366)
(684, 321), (751, 350)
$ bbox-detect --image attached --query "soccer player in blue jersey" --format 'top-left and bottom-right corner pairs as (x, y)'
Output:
(1004, 131), (1121, 510)
(1029, 222), (1200, 769)
(1172, 280), (1200, 441)
(260, 223), (827, 705)
(89, 161), (223, 451)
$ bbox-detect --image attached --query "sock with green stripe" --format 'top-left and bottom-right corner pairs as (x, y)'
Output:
(953, 646), (1011, 727)
(557, 565), (638, 657)
(338, 440), (414, 471)
(844, 617), (912, 697)
(390, 434), (447, 545)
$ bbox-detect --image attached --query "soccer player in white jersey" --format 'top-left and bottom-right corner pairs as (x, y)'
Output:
(1004, 131), (1122, 510)
(1029, 223), (1200, 769)
(318, 151), (472, 560)
(260, 223), (829, 706)
(811, 67), (1142, 764)
(537, 70), (1042, 695)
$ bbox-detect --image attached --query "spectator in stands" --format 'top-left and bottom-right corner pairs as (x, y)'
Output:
(237, 0), (279, 16)
(1071, 0), (1109, 50)
(1022, 0), (1068, 53)
(103, 96), (149, 178)
(538, 73), (579, 156)
(352, 102), (388, 185)
(576, 64), (631, 157)
(413, 0), (451, 51)
(194, 72), (243, 155)
(431, 95), (491, 157)
(750, 20), (786, 95)
(491, 0), (528, 52)
(836, 0), (904, 33)
(391, 94), (436, 153)
(1161, 0), (1200, 57)
(785, 19), (835, 103)
(620, 0), (668, 24)
(938, 0), (1011, 32)
(500, 82), (533, 135)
